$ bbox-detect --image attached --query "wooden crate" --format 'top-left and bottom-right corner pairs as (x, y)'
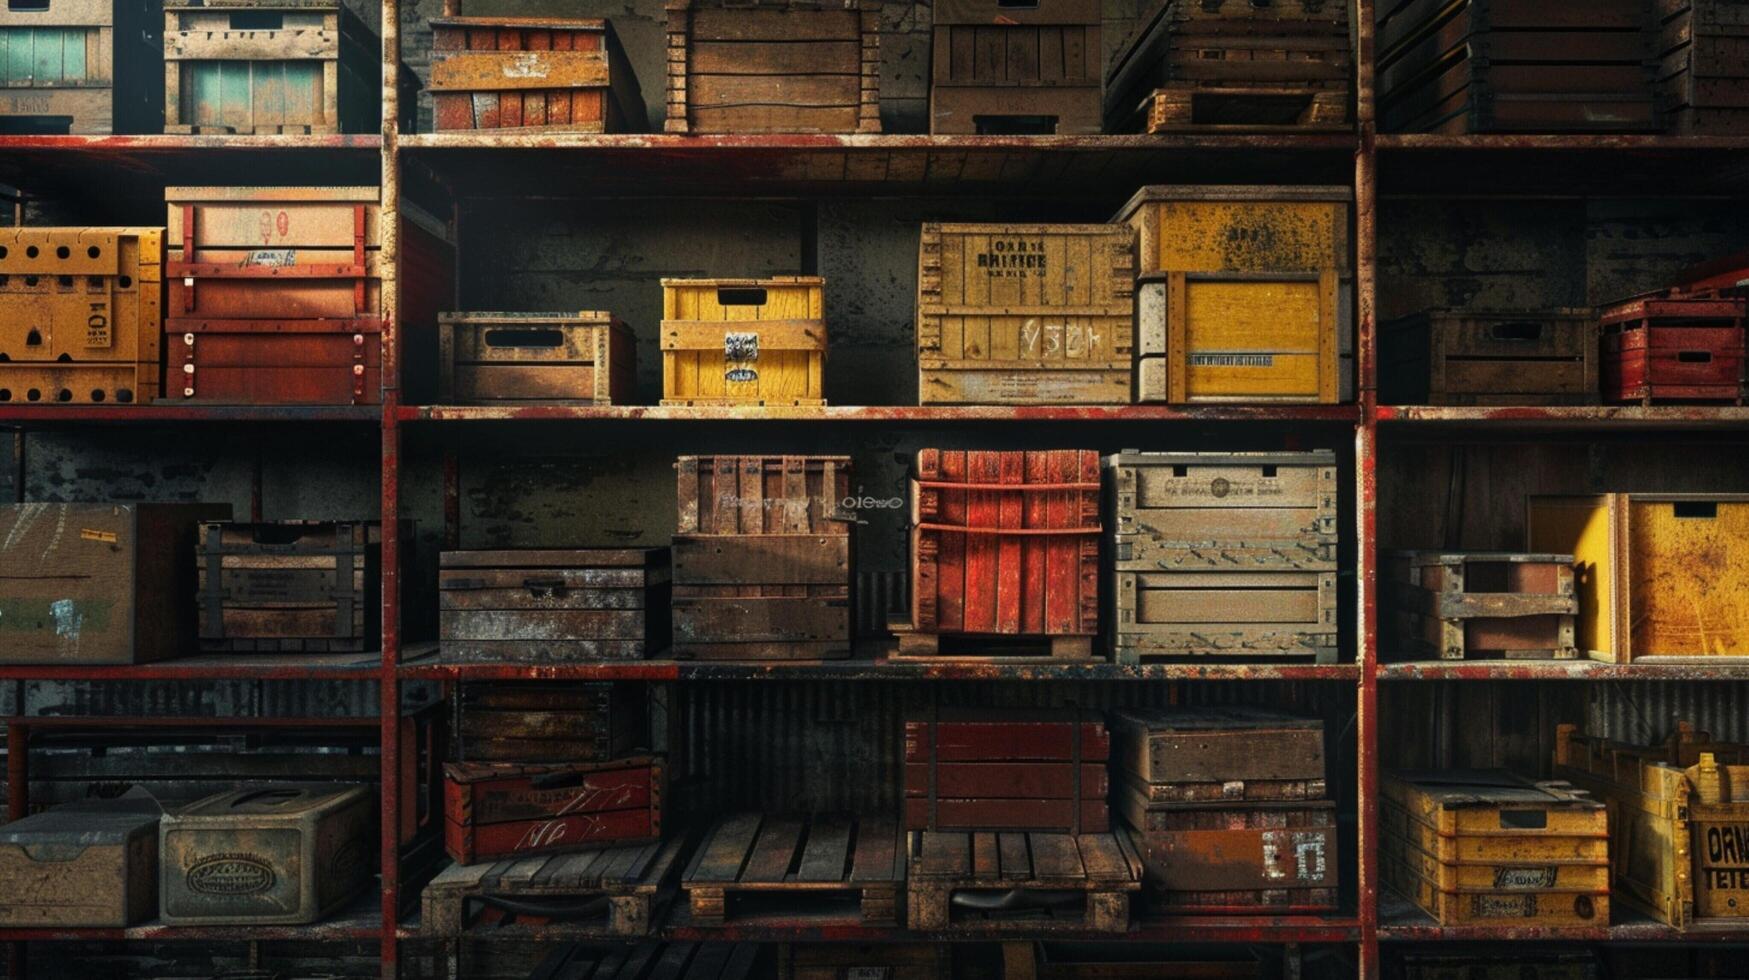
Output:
(1117, 186), (1352, 404)
(1118, 795), (1339, 914)
(905, 828), (1143, 933)
(665, 0), (879, 134)
(456, 681), (648, 764)
(430, 14), (645, 133)
(1104, 0), (1352, 134)
(928, 0), (1103, 136)
(1384, 551), (1579, 661)
(439, 548), (670, 663)
(0, 503), (230, 665)
(1658, 0), (1749, 134)
(534, 943), (762, 979)
(421, 835), (688, 937)
(682, 813), (904, 926)
(1600, 295), (1747, 404)
(0, 227), (162, 405)
(196, 520), (380, 653)
(443, 756), (664, 866)
(1381, 309), (1599, 405)
(1110, 707), (1326, 798)
(0, 0), (159, 134)
(0, 798), (160, 927)
(903, 710), (1110, 834)
(438, 312), (635, 404)
(164, 0), (378, 135)
(1555, 723), (1749, 929)
(916, 223), (1134, 405)
(1528, 493), (1749, 662)
(1376, 0), (1660, 134)
(905, 449), (1099, 660)
(160, 784), (375, 925)
(661, 277), (826, 406)
(675, 454), (851, 535)
(778, 943), (951, 980)
(1381, 770), (1609, 928)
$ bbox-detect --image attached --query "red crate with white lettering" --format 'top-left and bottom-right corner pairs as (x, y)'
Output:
(443, 756), (664, 865)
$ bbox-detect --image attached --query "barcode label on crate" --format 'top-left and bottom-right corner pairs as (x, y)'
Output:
(1190, 353), (1276, 368)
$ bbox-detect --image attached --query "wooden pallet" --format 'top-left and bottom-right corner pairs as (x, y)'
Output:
(906, 829), (1142, 933)
(681, 813), (904, 927)
(420, 835), (687, 937)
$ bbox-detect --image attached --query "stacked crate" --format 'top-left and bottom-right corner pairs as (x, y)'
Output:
(429, 14), (645, 133)
(661, 278), (828, 406)
(1380, 309), (1598, 405)
(672, 455), (853, 660)
(0, 227), (163, 405)
(928, 0), (1103, 135)
(1105, 0), (1352, 133)
(1384, 551), (1579, 661)
(1599, 294), (1747, 405)
(163, 0), (379, 134)
(0, 0), (157, 134)
(196, 521), (381, 653)
(1657, 0), (1749, 135)
(1375, 0), (1660, 133)
(1382, 770), (1610, 927)
(0, 798), (162, 927)
(1107, 451), (1338, 662)
(903, 709), (1110, 834)
(438, 548), (670, 663)
(438, 312), (636, 404)
(1112, 707), (1338, 914)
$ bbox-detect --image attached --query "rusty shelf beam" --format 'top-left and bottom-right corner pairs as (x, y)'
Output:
(1377, 405), (1749, 430)
(402, 404), (1363, 424)
(1378, 660), (1749, 682)
(0, 405), (381, 424)
(0, 652), (382, 682)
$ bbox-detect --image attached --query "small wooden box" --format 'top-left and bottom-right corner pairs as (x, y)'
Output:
(1529, 493), (1749, 662)
(904, 710), (1111, 834)
(164, 0), (379, 135)
(1381, 309), (1599, 405)
(1382, 770), (1609, 927)
(1117, 186), (1352, 404)
(438, 312), (635, 404)
(160, 784), (375, 925)
(0, 503), (230, 665)
(1385, 551), (1578, 661)
(439, 548), (670, 663)
(0, 798), (160, 927)
(0, 227), (163, 405)
(443, 756), (664, 866)
(430, 16), (645, 133)
(917, 223), (1135, 405)
(665, 0), (879, 134)
(1659, 0), (1749, 135)
(661, 277), (826, 406)
(457, 681), (648, 764)
(197, 520), (380, 653)
(929, 0), (1103, 136)
(1600, 295), (1747, 404)
(0, 0), (158, 134)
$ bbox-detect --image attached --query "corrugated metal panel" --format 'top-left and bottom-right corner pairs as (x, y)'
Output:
(1585, 681), (1749, 745)
(18, 680), (380, 718)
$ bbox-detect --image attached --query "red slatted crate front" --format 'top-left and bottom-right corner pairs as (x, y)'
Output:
(1601, 295), (1747, 404)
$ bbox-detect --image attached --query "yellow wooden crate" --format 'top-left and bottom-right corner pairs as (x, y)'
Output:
(1528, 494), (1749, 662)
(1383, 827), (1611, 894)
(1382, 800), (1609, 865)
(1382, 852), (1609, 927)
(661, 277), (826, 406)
(1382, 770), (1609, 867)
(1115, 186), (1352, 405)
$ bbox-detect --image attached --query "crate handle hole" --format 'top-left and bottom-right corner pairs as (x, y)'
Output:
(1498, 809), (1546, 830)
(1674, 502), (1718, 520)
(90, 389), (104, 402)
(482, 327), (565, 349)
(0, 389), (9, 401)
(716, 287), (768, 306)
(1172, 465), (1188, 477)
(24, 329), (41, 347)
(7, 0), (49, 10)
(250, 525), (311, 545)
(54, 353), (70, 363)
(974, 115), (1058, 135)
(24, 246), (38, 258)
(230, 11), (284, 29)
(996, 0), (1039, 6)
(1678, 351), (1713, 363)
(118, 275), (132, 289)
(87, 245), (100, 258)
(116, 388), (133, 403)
(1491, 322), (1544, 341)
(1262, 465), (1278, 478)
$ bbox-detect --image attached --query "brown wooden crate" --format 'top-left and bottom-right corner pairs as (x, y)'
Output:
(456, 681), (647, 764)
(0, 798), (160, 927)
(440, 547), (670, 663)
(1110, 706), (1326, 789)
(429, 16), (646, 133)
(1119, 792), (1339, 914)
(929, 21), (1103, 135)
(197, 521), (381, 652)
(675, 455), (852, 535)
(438, 312), (635, 404)
(1385, 551), (1579, 661)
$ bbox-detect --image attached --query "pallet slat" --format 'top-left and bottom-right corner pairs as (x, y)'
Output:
(682, 813), (903, 926)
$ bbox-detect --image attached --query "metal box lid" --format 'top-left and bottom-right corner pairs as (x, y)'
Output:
(166, 785), (371, 825)
(0, 797), (161, 846)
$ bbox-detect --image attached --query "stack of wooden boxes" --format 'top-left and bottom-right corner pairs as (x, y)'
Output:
(0, 0), (157, 134)
(1598, 294), (1747, 405)
(1111, 707), (1338, 915)
(928, 0), (1103, 135)
(671, 455), (853, 660)
(1106, 451), (1338, 662)
(1384, 550), (1579, 661)
(428, 12), (644, 133)
(1382, 770), (1609, 926)
(661, 278), (828, 407)
(438, 312), (636, 404)
(438, 548), (670, 663)
(1105, 0), (1352, 133)
(196, 520), (382, 653)
(0, 227), (163, 405)
(1657, 0), (1749, 135)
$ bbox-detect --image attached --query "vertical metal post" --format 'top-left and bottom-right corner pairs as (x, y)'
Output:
(5, 721), (25, 822)
(443, 446), (460, 550)
(379, 0), (404, 975)
(1355, 0), (1382, 973)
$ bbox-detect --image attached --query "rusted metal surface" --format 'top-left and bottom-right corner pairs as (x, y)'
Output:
(406, 404), (1366, 422)
(401, 657), (1364, 684)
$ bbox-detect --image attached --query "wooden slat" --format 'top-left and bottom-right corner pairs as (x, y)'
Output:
(686, 813), (762, 883)
(740, 816), (804, 883)
(794, 814), (852, 882)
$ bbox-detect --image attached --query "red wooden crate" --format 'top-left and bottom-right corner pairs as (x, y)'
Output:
(1601, 296), (1747, 404)
(168, 321), (381, 405)
(443, 756), (663, 865)
(903, 711), (1110, 833)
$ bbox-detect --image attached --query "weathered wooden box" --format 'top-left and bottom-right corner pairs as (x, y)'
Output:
(906, 828), (1142, 933)
(929, 0), (1103, 135)
(1600, 295), (1747, 404)
(0, 502), (229, 665)
(1376, 0), (1660, 133)
(1658, 0), (1749, 135)
(1528, 493), (1749, 662)
(665, 0), (879, 134)
(683, 813), (904, 926)
(904, 710), (1111, 833)
(197, 520), (380, 653)
(1117, 186), (1352, 404)
(163, 0), (378, 135)
(906, 449), (1100, 660)
(443, 756), (664, 866)
(439, 548), (669, 662)
(438, 312), (635, 404)
(0, 0), (158, 134)
(430, 15), (645, 133)
(1381, 309), (1599, 405)
(1110, 707), (1327, 801)
(1555, 723), (1749, 929)
(0, 797), (160, 926)
(456, 681), (648, 763)
(160, 784), (375, 925)
(661, 277), (826, 406)
(1105, 0), (1352, 134)
(1385, 551), (1579, 661)
(0, 227), (162, 405)
(917, 223), (1134, 405)
(1382, 770), (1609, 927)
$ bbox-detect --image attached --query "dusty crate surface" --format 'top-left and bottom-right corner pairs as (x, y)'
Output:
(430, 16), (645, 133)
(443, 756), (665, 866)
(1384, 550), (1579, 661)
(421, 835), (688, 938)
(1109, 706), (1326, 795)
(904, 709), (1110, 834)
(196, 520), (379, 653)
(905, 828), (1143, 933)
(457, 681), (649, 764)
(929, 1), (1103, 136)
(681, 813), (904, 926)
(1600, 295), (1747, 405)
(0, 798), (161, 928)
(439, 548), (670, 663)
(438, 312), (636, 405)
(1659, 0), (1749, 135)
(1119, 796), (1339, 914)
(1380, 309), (1599, 406)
